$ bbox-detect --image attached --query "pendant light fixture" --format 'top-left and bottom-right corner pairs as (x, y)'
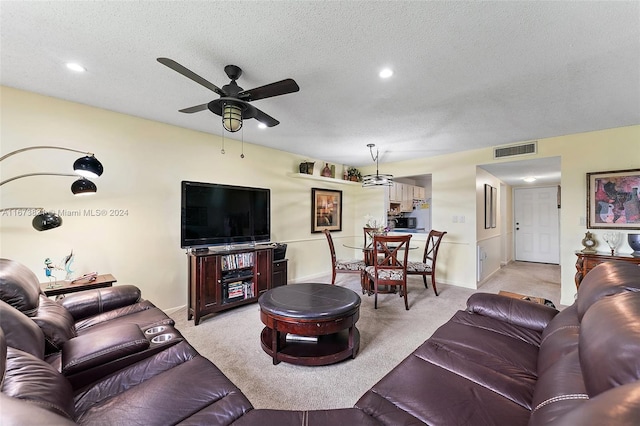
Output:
(362, 144), (393, 187)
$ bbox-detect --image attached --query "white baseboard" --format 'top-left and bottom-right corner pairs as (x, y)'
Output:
(163, 305), (186, 315)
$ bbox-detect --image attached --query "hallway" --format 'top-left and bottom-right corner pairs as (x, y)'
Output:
(478, 261), (562, 308)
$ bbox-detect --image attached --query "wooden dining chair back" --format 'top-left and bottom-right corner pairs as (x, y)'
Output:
(323, 229), (366, 289)
(363, 227), (379, 249)
(365, 234), (412, 310)
(363, 227), (382, 266)
(406, 230), (447, 296)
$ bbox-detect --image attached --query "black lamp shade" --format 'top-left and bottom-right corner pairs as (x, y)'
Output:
(32, 212), (63, 231)
(73, 155), (103, 178)
(71, 178), (97, 195)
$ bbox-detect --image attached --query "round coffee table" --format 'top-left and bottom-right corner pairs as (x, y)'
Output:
(258, 283), (361, 366)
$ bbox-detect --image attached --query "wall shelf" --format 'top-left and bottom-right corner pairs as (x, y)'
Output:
(287, 172), (361, 186)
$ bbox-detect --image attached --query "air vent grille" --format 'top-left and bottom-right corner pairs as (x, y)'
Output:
(493, 142), (537, 159)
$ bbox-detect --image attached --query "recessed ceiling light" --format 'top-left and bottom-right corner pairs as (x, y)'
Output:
(379, 68), (393, 79)
(66, 62), (86, 72)
(523, 176), (537, 183)
(257, 122), (267, 129)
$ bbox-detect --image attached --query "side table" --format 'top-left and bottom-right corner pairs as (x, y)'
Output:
(575, 252), (640, 288)
(258, 283), (360, 366)
(40, 274), (117, 297)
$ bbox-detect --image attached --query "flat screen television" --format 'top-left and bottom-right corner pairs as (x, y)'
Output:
(181, 181), (270, 249)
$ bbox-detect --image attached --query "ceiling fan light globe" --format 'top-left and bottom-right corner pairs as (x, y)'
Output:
(223, 104), (243, 132)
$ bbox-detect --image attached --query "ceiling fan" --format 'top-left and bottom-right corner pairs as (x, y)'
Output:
(157, 58), (300, 132)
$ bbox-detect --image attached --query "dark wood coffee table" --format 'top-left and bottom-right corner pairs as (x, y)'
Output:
(258, 283), (361, 366)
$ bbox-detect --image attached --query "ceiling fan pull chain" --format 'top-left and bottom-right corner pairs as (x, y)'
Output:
(240, 128), (245, 159)
(221, 130), (226, 154)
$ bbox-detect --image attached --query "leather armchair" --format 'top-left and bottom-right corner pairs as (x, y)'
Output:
(0, 258), (173, 354)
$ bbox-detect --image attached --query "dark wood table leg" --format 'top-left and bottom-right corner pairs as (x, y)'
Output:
(348, 325), (356, 359)
(271, 328), (280, 365)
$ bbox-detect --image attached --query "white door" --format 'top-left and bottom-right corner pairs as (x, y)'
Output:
(514, 187), (560, 264)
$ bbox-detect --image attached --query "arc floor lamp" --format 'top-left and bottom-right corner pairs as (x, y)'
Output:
(0, 146), (104, 231)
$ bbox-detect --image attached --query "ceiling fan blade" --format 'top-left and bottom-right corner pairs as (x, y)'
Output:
(179, 103), (210, 114)
(252, 107), (280, 127)
(157, 58), (226, 97)
(239, 79), (299, 102)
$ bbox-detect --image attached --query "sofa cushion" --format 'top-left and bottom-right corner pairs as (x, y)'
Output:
(546, 381), (640, 426)
(0, 393), (77, 426)
(356, 351), (531, 425)
(0, 258), (41, 316)
(537, 304), (580, 376)
(2, 347), (75, 420)
(58, 285), (142, 321)
(466, 293), (558, 333)
(75, 344), (252, 425)
(74, 302), (174, 335)
(0, 301), (45, 359)
(425, 314), (539, 409)
(580, 291), (640, 397)
(231, 408), (382, 426)
(529, 350), (588, 425)
(576, 261), (640, 320)
(32, 295), (77, 353)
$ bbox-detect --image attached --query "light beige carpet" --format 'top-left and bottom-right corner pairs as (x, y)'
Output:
(170, 261), (560, 411)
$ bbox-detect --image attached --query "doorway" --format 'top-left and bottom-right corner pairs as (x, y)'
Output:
(514, 186), (560, 264)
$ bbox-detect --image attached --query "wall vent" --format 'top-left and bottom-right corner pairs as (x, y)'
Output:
(493, 141), (537, 159)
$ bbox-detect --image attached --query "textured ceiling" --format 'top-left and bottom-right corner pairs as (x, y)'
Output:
(1, 1), (638, 180)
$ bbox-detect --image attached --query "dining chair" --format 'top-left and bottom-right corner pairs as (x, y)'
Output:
(363, 227), (381, 266)
(323, 229), (367, 292)
(406, 230), (447, 296)
(365, 234), (412, 310)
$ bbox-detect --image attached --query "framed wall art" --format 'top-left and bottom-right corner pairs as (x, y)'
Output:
(587, 168), (640, 230)
(484, 184), (494, 229)
(491, 186), (497, 228)
(311, 188), (342, 233)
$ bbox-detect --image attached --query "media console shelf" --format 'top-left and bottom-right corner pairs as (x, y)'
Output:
(187, 246), (275, 325)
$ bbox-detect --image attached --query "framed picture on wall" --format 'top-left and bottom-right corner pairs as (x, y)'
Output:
(484, 184), (492, 229)
(491, 186), (497, 228)
(587, 168), (640, 229)
(311, 188), (342, 233)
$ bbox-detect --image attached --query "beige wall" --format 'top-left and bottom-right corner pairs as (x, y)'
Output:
(1, 86), (639, 309)
(0, 87), (378, 310)
(360, 125), (640, 305)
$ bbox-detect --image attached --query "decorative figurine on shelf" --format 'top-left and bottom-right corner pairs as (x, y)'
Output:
(602, 232), (621, 255)
(581, 232), (597, 254)
(62, 250), (75, 280)
(321, 163), (332, 178)
(44, 258), (61, 289)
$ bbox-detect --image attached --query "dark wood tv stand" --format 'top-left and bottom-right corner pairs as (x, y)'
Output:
(187, 245), (286, 325)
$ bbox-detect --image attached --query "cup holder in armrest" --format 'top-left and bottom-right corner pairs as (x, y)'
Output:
(151, 333), (174, 344)
(145, 326), (167, 335)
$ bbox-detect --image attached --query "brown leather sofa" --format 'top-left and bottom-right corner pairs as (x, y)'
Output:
(0, 258), (253, 425)
(2, 258), (639, 425)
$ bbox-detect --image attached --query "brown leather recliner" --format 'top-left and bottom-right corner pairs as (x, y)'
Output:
(0, 258), (173, 356)
(0, 267), (254, 425)
(354, 262), (640, 425)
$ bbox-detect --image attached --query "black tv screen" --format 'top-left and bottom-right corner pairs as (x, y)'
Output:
(181, 181), (270, 248)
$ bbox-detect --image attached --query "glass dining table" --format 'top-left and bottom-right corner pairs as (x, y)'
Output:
(342, 242), (419, 266)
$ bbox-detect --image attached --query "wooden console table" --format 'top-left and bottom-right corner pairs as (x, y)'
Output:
(40, 274), (117, 297)
(575, 252), (640, 288)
